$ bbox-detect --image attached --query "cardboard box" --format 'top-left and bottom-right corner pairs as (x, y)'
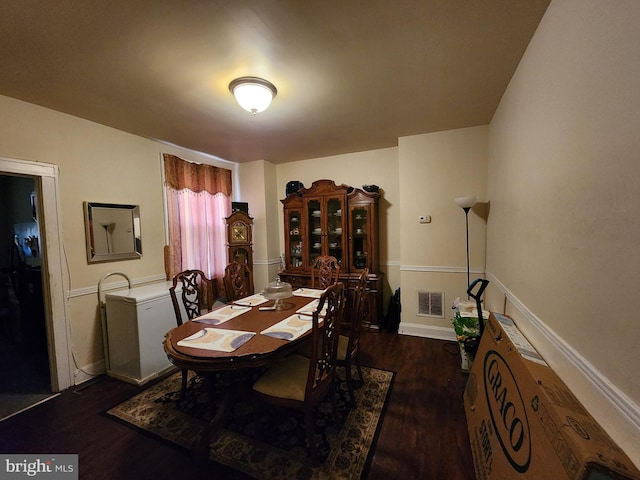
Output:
(464, 312), (640, 480)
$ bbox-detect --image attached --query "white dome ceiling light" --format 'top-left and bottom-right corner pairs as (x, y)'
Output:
(229, 76), (278, 114)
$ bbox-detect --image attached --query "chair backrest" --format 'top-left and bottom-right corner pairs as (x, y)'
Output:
(310, 255), (340, 289)
(169, 269), (214, 325)
(345, 268), (369, 357)
(223, 261), (254, 302)
(306, 282), (345, 403)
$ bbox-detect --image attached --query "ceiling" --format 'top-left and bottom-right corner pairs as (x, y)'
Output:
(0, 0), (550, 164)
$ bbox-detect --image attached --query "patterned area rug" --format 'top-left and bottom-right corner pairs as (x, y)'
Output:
(107, 366), (394, 480)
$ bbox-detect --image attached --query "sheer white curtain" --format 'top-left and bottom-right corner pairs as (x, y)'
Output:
(165, 189), (229, 279)
(163, 154), (232, 285)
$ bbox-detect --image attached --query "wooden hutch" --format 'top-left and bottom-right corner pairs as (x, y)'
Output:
(279, 179), (383, 328)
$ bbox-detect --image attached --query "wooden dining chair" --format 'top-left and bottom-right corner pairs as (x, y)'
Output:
(337, 268), (368, 406)
(169, 269), (215, 398)
(252, 282), (346, 465)
(222, 261), (254, 302)
(310, 255), (340, 289)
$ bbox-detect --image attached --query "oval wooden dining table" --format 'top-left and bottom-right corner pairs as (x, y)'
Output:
(163, 292), (320, 458)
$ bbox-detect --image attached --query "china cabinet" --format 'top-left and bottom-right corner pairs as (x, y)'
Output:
(280, 179), (383, 327)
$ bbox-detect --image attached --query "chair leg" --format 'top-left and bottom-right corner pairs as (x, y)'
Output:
(253, 399), (265, 441)
(355, 355), (364, 385)
(343, 359), (357, 407)
(180, 369), (188, 399)
(330, 381), (340, 425)
(304, 410), (318, 465)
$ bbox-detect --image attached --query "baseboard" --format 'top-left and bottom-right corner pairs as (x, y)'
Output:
(398, 322), (457, 342)
(106, 365), (177, 386)
(74, 359), (105, 385)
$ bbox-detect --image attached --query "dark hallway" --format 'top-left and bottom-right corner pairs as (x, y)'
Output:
(0, 174), (51, 420)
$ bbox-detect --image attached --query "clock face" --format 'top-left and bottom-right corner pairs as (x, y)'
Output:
(232, 225), (248, 242)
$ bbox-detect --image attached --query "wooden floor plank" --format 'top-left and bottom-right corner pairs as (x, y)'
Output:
(0, 331), (475, 479)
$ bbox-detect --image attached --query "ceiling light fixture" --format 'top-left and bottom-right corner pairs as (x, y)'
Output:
(229, 76), (277, 114)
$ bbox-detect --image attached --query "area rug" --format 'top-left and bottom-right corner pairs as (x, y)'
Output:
(107, 366), (394, 480)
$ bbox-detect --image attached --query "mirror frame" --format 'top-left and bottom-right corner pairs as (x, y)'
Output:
(83, 202), (142, 263)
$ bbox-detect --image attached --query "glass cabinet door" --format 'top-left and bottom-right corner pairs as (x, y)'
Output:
(306, 196), (345, 267)
(286, 209), (303, 268)
(307, 199), (322, 266)
(350, 206), (369, 271)
(326, 196), (344, 267)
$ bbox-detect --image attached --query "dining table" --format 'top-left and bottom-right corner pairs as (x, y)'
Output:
(163, 288), (325, 458)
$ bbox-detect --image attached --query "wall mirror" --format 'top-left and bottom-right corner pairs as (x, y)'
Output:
(84, 202), (142, 263)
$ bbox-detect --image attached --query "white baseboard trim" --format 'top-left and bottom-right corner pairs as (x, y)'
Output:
(398, 322), (457, 342)
(69, 273), (167, 298)
(74, 359), (105, 385)
(485, 271), (640, 435)
(400, 264), (485, 274)
(253, 258), (282, 266)
(106, 365), (177, 386)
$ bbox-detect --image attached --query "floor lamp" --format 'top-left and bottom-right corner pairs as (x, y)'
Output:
(101, 222), (116, 253)
(454, 196), (477, 298)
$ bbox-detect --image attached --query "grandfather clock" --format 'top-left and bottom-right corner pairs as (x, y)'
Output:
(225, 210), (253, 268)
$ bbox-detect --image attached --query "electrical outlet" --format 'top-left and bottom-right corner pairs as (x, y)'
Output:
(418, 215), (431, 224)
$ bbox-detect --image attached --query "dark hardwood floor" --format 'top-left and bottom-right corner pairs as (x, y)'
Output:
(0, 331), (475, 479)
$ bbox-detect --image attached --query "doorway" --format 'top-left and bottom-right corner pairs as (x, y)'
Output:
(0, 157), (73, 419)
(0, 174), (52, 417)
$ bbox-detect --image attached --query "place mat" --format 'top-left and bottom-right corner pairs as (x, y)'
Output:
(292, 287), (324, 298)
(261, 314), (314, 341)
(193, 304), (251, 325)
(296, 299), (327, 317)
(177, 328), (255, 352)
(233, 293), (269, 307)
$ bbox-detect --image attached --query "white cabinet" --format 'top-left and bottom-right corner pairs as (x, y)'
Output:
(105, 282), (177, 385)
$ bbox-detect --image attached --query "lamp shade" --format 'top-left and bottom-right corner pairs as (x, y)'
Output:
(229, 76), (277, 114)
(454, 196), (478, 209)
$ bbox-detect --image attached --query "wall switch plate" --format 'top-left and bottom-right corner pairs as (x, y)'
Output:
(419, 215), (431, 224)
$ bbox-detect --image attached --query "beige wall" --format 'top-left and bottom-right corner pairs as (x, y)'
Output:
(237, 160), (280, 290)
(271, 130), (488, 333)
(486, 0), (640, 464)
(398, 126), (488, 337)
(0, 94), (233, 382)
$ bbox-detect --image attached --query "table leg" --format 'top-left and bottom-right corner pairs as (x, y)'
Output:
(191, 370), (248, 460)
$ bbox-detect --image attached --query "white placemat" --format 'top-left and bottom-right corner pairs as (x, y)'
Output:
(177, 328), (255, 352)
(292, 287), (325, 298)
(193, 305), (251, 325)
(296, 299), (327, 317)
(233, 293), (269, 307)
(260, 314), (314, 341)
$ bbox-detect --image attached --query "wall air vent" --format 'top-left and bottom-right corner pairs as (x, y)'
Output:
(417, 290), (444, 318)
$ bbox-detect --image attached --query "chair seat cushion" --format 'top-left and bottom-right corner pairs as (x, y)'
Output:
(253, 354), (310, 401)
(337, 335), (349, 360)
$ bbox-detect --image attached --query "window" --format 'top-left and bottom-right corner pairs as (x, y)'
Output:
(163, 154), (232, 289)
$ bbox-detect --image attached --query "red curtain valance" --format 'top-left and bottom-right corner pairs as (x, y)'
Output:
(163, 154), (232, 196)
